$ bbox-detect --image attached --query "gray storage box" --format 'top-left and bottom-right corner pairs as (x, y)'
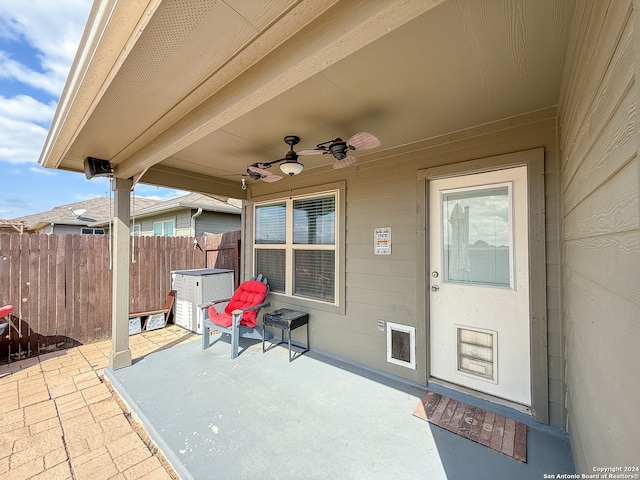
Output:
(171, 268), (234, 334)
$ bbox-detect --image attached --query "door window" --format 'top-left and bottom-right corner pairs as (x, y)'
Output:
(442, 184), (512, 286)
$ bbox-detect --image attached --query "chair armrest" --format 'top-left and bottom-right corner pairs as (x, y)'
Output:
(198, 299), (231, 309)
(230, 301), (270, 315)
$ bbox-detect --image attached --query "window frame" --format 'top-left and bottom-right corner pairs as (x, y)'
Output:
(152, 219), (175, 236)
(251, 182), (346, 315)
(81, 228), (105, 235)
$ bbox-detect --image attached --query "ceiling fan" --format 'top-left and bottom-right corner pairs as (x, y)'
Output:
(298, 132), (381, 169)
(246, 135), (305, 184)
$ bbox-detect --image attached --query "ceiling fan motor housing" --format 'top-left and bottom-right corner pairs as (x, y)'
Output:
(329, 139), (349, 159)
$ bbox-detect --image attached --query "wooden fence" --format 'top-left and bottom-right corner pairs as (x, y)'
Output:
(0, 230), (241, 363)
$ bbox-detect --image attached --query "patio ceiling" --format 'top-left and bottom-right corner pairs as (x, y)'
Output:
(40, 0), (576, 198)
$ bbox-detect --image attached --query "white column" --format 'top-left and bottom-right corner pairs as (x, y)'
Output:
(109, 177), (133, 370)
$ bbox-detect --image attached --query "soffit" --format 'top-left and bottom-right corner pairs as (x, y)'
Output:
(160, 0), (576, 180)
(50, 0), (576, 194)
(65, 0), (301, 167)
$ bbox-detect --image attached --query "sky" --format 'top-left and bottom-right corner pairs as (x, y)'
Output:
(0, 1), (184, 220)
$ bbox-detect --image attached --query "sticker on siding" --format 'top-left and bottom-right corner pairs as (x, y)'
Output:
(374, 227), (391, 255)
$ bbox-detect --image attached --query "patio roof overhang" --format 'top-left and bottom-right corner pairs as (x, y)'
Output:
(38, 0), (576, 198)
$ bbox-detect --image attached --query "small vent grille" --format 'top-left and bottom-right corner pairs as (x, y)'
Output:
(457, 327), (496, 381)
(386, 323), (415, 369)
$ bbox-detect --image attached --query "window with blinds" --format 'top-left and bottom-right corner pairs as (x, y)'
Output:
(254, 192), (338, 304)
(293, 196), (335, 245)
(294, 250), (335, 301)
(256, 249), (286, 293)
(256, 202), (286, 244)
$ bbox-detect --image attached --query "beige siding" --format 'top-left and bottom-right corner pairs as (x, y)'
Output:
(558, 0), (640, 472)
(247, 108), (564, 426)
(138, 215), (179, 236)
(51, 225), (84, 235)
(195, 212), (241, 235)
(136, 210), (240, 236)
(175, 211), (192, 236)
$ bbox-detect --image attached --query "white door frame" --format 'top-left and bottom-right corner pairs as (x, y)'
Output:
(416, 148), (548, 424)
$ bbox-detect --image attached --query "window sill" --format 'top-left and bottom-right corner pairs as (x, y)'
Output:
(266, 292), (345, 316)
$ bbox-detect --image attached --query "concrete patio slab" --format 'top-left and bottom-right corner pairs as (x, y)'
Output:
(105, 335), (575, 480)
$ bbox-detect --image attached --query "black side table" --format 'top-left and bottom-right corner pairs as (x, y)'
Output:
(262, 308), (309, 362)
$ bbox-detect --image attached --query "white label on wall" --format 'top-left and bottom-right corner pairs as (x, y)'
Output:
(374, 227), (391, 255)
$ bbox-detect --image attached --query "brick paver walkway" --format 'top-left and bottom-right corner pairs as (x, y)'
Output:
(0, 325), (198, 480)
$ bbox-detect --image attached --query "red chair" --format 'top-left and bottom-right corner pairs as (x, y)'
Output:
(199, 275), (271, 358)
(0, 305), (16, 338)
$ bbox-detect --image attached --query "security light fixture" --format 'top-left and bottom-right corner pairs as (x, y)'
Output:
(84, 157), (112, 179)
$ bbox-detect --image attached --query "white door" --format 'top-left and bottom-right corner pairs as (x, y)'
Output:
(429, 166), (531, 405)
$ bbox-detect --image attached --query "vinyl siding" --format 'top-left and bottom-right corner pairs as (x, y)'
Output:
(558, 0), (640, 472)
(51, 225), (85, 235)
(195, 211), (241, 235)
(138, 215), (179, 236)
(136, 210), (240, 236)
(246, 107), (564, 426)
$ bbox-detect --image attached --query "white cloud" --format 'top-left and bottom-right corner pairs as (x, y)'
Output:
(75, 193), (103, 201)
(0, 1), (91, 96)
(0, 94), (56, 123)
(0, 114), (48, 163)
(0, 52), (59, 95)
(0, 0), (92, 165)
(28, 165), (56, 176)
(134, 186), (187, 202)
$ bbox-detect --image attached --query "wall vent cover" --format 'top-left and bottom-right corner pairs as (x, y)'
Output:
(386, 322), (416, 369)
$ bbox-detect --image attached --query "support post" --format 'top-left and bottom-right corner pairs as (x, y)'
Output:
(109, 177), (133, 370)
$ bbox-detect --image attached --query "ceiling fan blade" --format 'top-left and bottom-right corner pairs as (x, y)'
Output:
(260, 174), (283, 183)
(297, 149), (326, 155)
(333, 155), (358, 169)
(347, 132), (381, 150)
(247, 165), (282, 182)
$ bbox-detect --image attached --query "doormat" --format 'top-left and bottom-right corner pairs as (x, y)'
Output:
(412, 390), (527, 462)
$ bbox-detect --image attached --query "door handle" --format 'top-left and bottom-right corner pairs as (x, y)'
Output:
(431, 285), (439, 292)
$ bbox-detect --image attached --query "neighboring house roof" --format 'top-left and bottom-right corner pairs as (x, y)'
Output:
(5, 193), (241, 233)
(130, 192), (241, 219)
(9, 196), (162, 232)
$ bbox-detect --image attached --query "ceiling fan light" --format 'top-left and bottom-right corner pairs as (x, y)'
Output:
(280, 160), (304, 176)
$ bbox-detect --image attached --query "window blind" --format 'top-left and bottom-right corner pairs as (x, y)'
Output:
(293, 250), (335, 302)
(255, 249), (286, 293)
(293, 196), (335, 245)
(256, 203), (286, 244)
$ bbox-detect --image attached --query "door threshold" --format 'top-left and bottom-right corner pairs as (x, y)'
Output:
(427, 378), (531, 416)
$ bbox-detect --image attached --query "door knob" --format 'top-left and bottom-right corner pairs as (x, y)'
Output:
(431, 285), (439, 292)
(432, 271), (439, 278)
